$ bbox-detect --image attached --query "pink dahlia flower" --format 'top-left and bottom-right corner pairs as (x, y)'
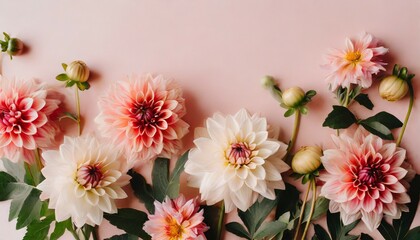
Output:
(323, 32), (388, 91)
(144, 195), (209, 240)
(95, 75), (189, 167)
(319, 126), (411, 231)
(0, 76), (60, 163)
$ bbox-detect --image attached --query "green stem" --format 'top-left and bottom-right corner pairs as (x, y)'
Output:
(301, 180), (317, 240)
(396, 83), (414, 147)
(285, 110), (301, 163)
(75, 87), (81, 136)
(343, 87), (351, 107)
(216, 202), (225, 240)
(293, 179), (311, 240)
(68, 225), (81, 240)
(92, 226), (99, 240)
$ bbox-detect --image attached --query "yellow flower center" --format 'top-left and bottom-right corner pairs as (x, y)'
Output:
(345, 51), (362, 63)
(166, 217), (184, 240)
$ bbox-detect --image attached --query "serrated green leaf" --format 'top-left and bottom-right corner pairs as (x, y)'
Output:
(56, 73), (69, 81)
(61, 63), (67, 71)
(404, 226), (420, 240)
(167, 151), (188, 199)
(104, 208), (150, 240)
(23, 214), (54, 240)
(225, 222), (251, 239)
(0, 171), (17, 200)
(152, 158), (169, 202)
(50, 219), (72, 240)
(378, 219), (397, 240)
(128, 170), (155, 214)
(323, 106), (357, 129)
(2, 158), (25, 182)
(360, 121), (393, 140)
(313, 224), (331, 240)
(354, 93), (374, 110)
(393, 175), (420, 239)
(284, 108), (295, 117)
(302, 197), (329, 223)
(105, 234), (139, 240)
(253, 218), (288, 240)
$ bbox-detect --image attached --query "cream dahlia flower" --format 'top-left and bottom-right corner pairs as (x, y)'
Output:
(144, 195), (208, 240)
(319, 126), (411, 231)
(37, 136), (130, 227)
(0, 76), (60, 163)
(323, 32), (388, 91)
(95, 75), (189, 167)
(185, 109), (289, 212)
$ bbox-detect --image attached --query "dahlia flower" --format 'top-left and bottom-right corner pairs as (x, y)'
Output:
(323, 32), (388, 91)
(0, 76), (60, 163)
(37, 136), (130, 227)
(95, 75), (189, 167)
(319, 126), (411, 231)
(144, 195), (208, 240)
(185, 109), (289, 212)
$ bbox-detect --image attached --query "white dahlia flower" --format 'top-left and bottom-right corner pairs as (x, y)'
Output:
(185, 109), (289, 212)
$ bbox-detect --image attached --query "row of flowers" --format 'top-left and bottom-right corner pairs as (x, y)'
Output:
(0, 31), (418, 240)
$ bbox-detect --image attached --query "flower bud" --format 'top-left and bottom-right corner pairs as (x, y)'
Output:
(282, 87), (305, 108)
(379, 76), (408, 101)
(292, 146), (322, 174)
(6, 38), (23, 57)
(66, 61), (90, 82)
(261, 76), (276, 89)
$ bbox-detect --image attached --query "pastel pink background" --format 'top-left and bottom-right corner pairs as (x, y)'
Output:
(0, 1), (419, 239)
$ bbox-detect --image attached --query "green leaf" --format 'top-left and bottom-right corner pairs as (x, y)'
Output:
(202, 205), (223, 240)
(128, 170), (155, 214)
(50, 219), (72, 240)
(56, 73), (69, 81)
(15, 187), (43, 229)
(360, 233), (374, 240)
(2, 158), (25, 182)
(323, 106), (357, 129)
(306, 90), (317, 98)
(393, 174), (420, 239)
(105, 234), (139, 240)
(0, 171), (17, 200)
(404, 226), (420, 240)
(24, 161), (43, 186)
(77, 81), (90, 91)
(276, 183), (300, 218)
(253, 218), (288, 240)
(104, 208), (151, 240)
(359, 111), (402, 140)
(59, 112), (79, 122)
(225, 222), (251, 239)
(65, 80), (76, 87)
(61, 63), (67, 71)
(327, 211), (360, 240)
(378, 219), (398, 240)
(359, 121), (393, 140)
(362, 112), (403, 129)
(166, 151), (189, 199)
(300, 106), (308, 115)
(23, 214), (55, 240)
(3, 32), (10, 41)
(393, 64), (400, 76)
(313, 224), (331, 240)
(152, 158), (169, 202)
(284, 108), (295, 117)
(354, 93), (374, 110)
(302, 197), (329, 223)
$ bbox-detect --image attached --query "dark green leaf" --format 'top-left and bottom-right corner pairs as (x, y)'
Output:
(225, 222), (251, 239)
(393, 64), (400, 76)
(323, 106), (356, 129)
(359, 121), (394, 140)
(56, 73), (69, 81)
(23, 214), (55, 240)
(24, 161), (43, 186)
(104, 208), (150, 240)
(128, 170), (155, 214)
(0, 171), (17, 200)
(306, 90), (317, 98)
(362, 112), (403, 130)
(152, 158), (169, 202)
(300, 106), (308, 115)
(313, 224), (331, 240)
(327, 211), (360, 240)
(167, 151), (189, 199)
(393, 174), (420, 239)
(404, 226), (420, 240)
(284, 108), (295, 117)
(354, 94), (374, 110)
(50, 219), (72, 240)
(61, 63), (67, 71)
(2, 158), (25, 182)
(77, 81), (90, 91)
(302, 197), (329, 223)
(276, 183), (300, 218)
(253, 218), (288, 239)
(105, 234), (139, 240)
(378, 219), (397, 240)
(202, 205), (223, 240)
(3, 32), (10, 41)
(360, 233), (374, 240)
(16, 188), (43, 229)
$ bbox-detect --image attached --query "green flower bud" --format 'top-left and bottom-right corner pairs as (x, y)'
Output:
(292, 146), (322, 174)
(379, 76), (408, 102)
(6, 38), (23, 57)
(282, 87), (305, 108)
(261, 75), (276, 89)
(66, 61), (90, 82)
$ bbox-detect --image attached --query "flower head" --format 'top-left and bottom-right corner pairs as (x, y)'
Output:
(185, 109), (289, 212)
(323, 32), (388, 91)
(144, 195), (208, 240)
(37, 136), (130, 227)
(0, 76), (60, 163)
(95, 75), (189, 167)
(319, 126), (411, 231)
